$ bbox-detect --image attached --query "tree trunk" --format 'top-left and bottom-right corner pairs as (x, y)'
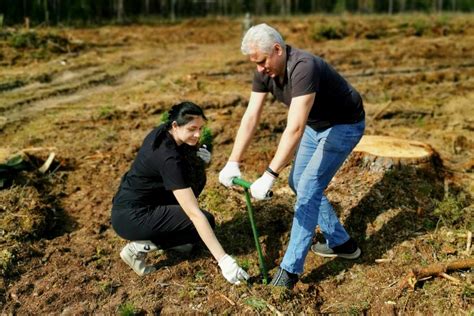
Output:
(399, 0), (406, 12)
(116, 0), (124, 23)
(388, 0), (394, 14)
(43, 0), (49, 25)
(144, 0), (150, 14)
(170, 0), (176, 22)
(255, 0), (265, 15)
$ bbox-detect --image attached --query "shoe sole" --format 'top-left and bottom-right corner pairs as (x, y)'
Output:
(120, 249), (156, 276)
(312, 247), (361, 259)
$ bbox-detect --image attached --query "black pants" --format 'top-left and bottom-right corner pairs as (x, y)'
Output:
(111, 204), (215, 250)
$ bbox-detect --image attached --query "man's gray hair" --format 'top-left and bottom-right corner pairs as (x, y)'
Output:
(241, 23), (286, 55)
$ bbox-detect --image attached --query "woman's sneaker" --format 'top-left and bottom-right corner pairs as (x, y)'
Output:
(120, 241), (158, 276)
(269, 267), (299, 289)
(311, 238), (361, 259)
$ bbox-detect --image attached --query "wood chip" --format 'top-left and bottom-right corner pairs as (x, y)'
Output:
(466, 231), (472, 255)
(39, 152), (56, 173)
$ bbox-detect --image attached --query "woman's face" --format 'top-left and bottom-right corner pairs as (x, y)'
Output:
(171, 116), (206, 146)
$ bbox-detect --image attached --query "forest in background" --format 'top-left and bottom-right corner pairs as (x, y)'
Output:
(1, 0), (473, 26)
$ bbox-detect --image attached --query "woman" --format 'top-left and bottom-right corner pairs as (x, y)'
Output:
(111, 101), (248, 285)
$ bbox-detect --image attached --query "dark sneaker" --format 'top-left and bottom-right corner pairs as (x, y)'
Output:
(269, 267), (298, 289)
(311, 238), (361, 259)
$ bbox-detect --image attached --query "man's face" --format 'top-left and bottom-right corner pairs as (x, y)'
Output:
(249, 43), (285, 78)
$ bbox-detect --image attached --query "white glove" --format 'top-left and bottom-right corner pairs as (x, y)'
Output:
(196, 146), (211, 164)
(218, 161), (241, 187)
(250, 172), (275, 200)
(218, 254), (249, 285)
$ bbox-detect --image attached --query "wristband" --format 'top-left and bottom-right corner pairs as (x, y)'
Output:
(265, 167), (279, 178)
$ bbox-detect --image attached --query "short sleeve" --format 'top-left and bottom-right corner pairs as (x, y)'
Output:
(252, 72), (269, 93)
(291, 59), (319, 98)
(160, 153), (189, 191)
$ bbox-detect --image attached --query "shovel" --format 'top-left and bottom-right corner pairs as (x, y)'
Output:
(232, 177), (271, 284)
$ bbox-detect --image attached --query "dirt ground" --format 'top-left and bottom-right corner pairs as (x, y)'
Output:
(1, 14), (473, 314)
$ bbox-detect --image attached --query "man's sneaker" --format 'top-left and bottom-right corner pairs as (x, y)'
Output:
(120, 241), (158, 276)
(311, 238), (361, 259)
(269, 267), (298, 289)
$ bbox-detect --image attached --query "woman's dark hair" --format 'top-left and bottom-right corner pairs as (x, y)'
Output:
(153, 101), (206, 149)
(165, 101), (207, 128)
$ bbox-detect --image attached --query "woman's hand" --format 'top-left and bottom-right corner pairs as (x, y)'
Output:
(197, 145), (211, 164)
(218, 254), (249, 285)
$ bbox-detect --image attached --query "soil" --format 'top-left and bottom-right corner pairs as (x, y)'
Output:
(1, 15), (473, 314)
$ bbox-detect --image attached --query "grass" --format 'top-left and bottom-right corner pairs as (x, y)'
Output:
(243, 297), (267, 312)
(118, 302), (138, 316)
(434, 192), (471, 229)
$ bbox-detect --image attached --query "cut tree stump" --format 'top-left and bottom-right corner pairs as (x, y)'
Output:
(351, 135), (439, 172)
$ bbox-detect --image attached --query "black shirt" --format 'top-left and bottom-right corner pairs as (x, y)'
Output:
(252, 45), (365, 130)
(112, 124), (205, 208)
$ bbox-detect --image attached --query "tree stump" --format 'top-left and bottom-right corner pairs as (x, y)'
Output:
(351, 135), (440, 172)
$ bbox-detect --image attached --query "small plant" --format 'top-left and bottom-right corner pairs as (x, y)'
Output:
(243, 297), (267, 312)
(0, 249), (14, 277)
(97, 106), (114, 120)
(118, 302), (137, 316)
(194, 270), (206, 281)
(9, 31), (40, 49)
(238, 258), (250, 271)
(412, 19), (428, 37)
(98, 281), (116, 295)
(313, 24), (347, 41)
(200, 126), (213, 152)
(159, 111), (169, 124)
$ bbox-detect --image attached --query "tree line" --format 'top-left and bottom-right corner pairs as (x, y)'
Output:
(1, 0), (473, 26)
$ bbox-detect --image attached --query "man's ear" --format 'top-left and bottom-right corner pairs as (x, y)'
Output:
(274, 43), (284, 56)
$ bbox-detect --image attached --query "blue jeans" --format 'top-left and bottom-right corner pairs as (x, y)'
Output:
(280, 120), (365, 274)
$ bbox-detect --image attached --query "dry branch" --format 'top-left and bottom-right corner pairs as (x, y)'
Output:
(399, 258), (474, 291)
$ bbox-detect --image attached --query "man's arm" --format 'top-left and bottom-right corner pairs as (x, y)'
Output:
(228, 91), (267, 162)
(268, 93), (316, 174)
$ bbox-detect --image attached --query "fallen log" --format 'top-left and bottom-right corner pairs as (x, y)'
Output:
(399, 258), (474, 291)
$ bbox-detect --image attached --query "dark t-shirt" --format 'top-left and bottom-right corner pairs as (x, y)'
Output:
(112, 124), (205, 208)
(252, 45), (365, 130)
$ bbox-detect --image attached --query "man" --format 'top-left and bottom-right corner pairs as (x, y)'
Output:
(218, 23), (365, 289)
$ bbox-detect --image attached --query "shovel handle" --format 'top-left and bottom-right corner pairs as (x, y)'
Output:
(232, 178), (273, 198)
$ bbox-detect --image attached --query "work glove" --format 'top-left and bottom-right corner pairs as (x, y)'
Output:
(196, 146), (211, 164)
(218, 161), (241, 187)
(218, 254), (249, 285)
(250, 172), (275, 200)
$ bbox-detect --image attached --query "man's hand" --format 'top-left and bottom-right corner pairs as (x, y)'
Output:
(218, 161), (241, 187)
(196, 146), (211, 164)
(250, 172), (275, 200)
(218, 254), (249, 285)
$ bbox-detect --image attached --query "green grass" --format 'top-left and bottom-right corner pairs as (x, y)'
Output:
(118, 302), (137, 316)
(243, 297), (267, 312)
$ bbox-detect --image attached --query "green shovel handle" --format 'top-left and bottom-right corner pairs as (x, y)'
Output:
(232, 178), (273, 198)
(232, 177), (269, 284)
